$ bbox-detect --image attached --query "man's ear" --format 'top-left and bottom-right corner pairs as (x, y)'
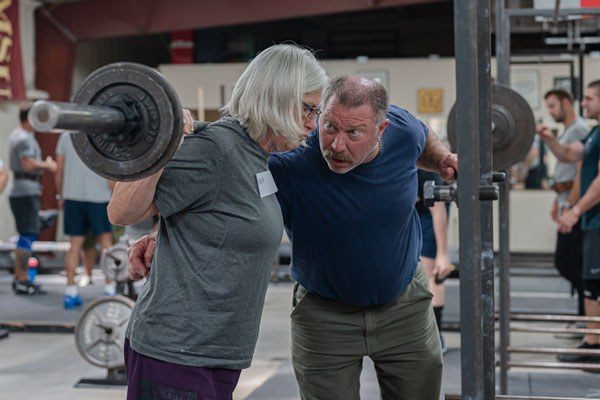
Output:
(377, 119), (390, 139)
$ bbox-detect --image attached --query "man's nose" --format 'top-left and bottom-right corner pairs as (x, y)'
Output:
(331, 134), (346, 152)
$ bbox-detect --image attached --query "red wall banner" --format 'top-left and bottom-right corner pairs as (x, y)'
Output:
(0, 0), (25, 101)
(581, 0), (600, 7)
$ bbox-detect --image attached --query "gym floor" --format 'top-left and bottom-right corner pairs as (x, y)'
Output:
(0, 268), (599, 399)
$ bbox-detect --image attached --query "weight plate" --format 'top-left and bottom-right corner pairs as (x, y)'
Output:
(71, 62), (183, 181)
(74, 295), (135, 369)
(100, 244), (129, 283)
(447, 84), (536, 171)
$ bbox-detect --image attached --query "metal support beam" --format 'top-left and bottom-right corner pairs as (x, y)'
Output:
(495, 0), (511, 396)
(453, 1), (484, 398)
(477, 2), (495, 399)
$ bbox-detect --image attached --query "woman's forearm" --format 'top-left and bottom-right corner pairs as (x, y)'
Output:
(108, 170), (162, 226)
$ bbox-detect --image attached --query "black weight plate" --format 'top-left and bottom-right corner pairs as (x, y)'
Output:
(71, 62), (183, 181)
(447, 84), (536, 171)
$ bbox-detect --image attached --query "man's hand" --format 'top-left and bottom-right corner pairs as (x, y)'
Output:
(45, 156), (58, 173)
(550, 200), (559, 222)
(433, 253), (453, 281)
(439, 153), (458, 181)
(183, 109), (195, 135)
(536, 124), (554, 143)
(128, 234), (157, 280)
(557, 208), (579, 234)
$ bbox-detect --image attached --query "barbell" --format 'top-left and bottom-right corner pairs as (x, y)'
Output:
(28, 62), (200, 181)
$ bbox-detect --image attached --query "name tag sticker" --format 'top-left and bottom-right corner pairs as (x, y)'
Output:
(256, 170), (278, 198)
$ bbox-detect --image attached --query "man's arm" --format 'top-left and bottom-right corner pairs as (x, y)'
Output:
(575, 172), (600, 214)
(431, 202), (448, 255)
(107, 172), (161, 226)
(54, 154), (64, 198)
(0, 166), (8, 194)
(416, 128), (457, 181)
(430, 202), (452, 277)
(537, 125), (584, 163)
(558, 161), (600, 233)
(566, 162), (582, 207)
(20, 156), (57, 173)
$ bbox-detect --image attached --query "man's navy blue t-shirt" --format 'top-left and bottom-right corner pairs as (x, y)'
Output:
(269, 105), (428, 307)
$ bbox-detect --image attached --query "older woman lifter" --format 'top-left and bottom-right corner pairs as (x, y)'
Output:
(108, 44), (328, 400)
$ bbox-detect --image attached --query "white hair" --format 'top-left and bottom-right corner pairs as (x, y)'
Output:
(221, 44), (328, 146)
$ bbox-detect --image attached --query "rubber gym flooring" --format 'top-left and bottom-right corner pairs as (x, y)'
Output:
(0, 265), (599, 399)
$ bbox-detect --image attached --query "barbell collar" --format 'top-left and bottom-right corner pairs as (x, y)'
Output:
(492, 172), (506, 183)
(423, 181), (499, 207)
(29, 100), (126, 135)
(423, 180), (457, 207)
(479, 185), (500, 201)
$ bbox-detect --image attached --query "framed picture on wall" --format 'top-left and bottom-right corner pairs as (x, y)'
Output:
(553, 76), (573, 93)
(553, 76), (579, 99)
(511, 69), (540, 109)
(417, 88), (444, 113)
(356, 69), (389, 91)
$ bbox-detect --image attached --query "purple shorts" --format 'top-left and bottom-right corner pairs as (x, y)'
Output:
(124, 339), (242, 400)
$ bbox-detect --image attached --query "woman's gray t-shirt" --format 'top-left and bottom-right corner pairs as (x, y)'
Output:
(126, 117), (283, 369)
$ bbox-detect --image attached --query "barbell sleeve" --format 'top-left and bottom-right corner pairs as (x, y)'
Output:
(29, 100), (207, 136)
(29, 100), (126, 135)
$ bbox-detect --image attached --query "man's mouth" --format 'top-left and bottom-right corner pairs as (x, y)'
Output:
(328, 157), (349, 167)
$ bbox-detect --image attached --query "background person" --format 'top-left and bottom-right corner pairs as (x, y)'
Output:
(8, 101), (57, 295)
(538, 80), (600, 367)
(543, 89), (590, 331)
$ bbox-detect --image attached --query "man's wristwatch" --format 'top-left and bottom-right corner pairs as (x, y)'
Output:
(55, 194), (63, 201)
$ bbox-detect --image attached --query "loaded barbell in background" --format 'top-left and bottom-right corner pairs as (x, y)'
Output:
(424, 84), (535, 208)
(447, 84), (536, 171)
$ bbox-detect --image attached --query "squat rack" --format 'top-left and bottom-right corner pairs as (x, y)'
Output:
(452, 1), (600, 399)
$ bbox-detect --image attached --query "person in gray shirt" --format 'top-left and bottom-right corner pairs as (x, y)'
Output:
(107, 44), (328, 400)
(8, 102), (57, 295)
(543, 89), (590, 323)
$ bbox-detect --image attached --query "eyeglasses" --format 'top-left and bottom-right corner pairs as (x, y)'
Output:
(302, 102), (322, 119)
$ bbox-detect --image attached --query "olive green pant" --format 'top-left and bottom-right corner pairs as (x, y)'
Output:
(291, 265), (443, 400)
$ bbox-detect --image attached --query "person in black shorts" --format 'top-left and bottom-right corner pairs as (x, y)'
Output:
(8, 102), (57, 295)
